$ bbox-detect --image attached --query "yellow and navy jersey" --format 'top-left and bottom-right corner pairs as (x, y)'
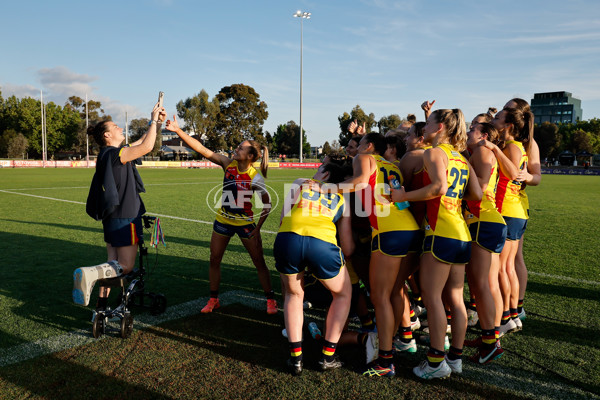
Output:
(423, 144), (471, 242)
(360, 154), (419, 234)
(465, 159), (506, 225)
(216, 160), (265, 226)
(495, 140), (528, 219)
(520, 182), (530, 217)
(278, 181), (345, 245)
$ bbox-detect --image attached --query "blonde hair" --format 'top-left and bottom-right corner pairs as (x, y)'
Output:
(247, 140), (269, 178)
(431, 109), (467, 152)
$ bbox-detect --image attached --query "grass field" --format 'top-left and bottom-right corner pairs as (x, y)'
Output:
(0, 167), (599, 399)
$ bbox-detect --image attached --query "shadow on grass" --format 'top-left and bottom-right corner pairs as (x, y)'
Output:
(0, 229), (279, 350)
(525, 280), (598, 302)
(0, 351), (173, 399)
(136, 303), (526, 400)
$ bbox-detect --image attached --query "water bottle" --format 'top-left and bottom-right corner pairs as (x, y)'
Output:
(281, 328), (288, 338)
(390, 179), (410, 210)
(307, 322), (322, 340)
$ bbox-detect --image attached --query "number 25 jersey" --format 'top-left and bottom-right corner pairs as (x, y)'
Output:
(424, 144), (471, 242)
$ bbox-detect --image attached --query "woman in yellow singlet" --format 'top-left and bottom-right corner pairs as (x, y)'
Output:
(503, 98), (542, 321)
(490, 107), (534, 336)
(392, 109), (482, 379)
(165, 116), (277, 315)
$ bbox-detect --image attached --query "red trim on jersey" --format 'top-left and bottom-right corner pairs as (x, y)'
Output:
(423, 169), (441, 231)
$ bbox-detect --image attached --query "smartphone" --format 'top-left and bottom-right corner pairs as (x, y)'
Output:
(157, 91), (164, 122)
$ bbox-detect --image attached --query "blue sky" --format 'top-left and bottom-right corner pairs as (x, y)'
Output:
(2, 0), (600, 147)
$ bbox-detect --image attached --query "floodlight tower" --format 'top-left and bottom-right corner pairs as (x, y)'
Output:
(293, 10), (310, 162)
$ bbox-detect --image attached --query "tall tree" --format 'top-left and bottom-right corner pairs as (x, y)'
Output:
(273, 121), (311, 157)
(338, 105), (376, 147)
(176, 89), (219, 139)
(322, 141), (332, 155)
(213, 84), (269, 150)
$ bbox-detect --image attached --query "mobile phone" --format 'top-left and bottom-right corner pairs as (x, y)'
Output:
(157, 91), (164, 122)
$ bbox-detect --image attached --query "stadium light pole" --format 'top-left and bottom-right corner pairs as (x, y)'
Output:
(293, 10), (310, 163)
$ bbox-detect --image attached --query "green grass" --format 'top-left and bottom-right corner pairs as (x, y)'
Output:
(0, 169), (599, 399)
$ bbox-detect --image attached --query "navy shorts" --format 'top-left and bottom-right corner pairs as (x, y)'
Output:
(103, 215), (143, 247)
(371, 230), (421, 257)
(423, 235), (471, 265)
(213, 220), (256, 240)
(503, 217), (527, 241)
(274, 232), (344, 280)
(469, 221), (507, 254)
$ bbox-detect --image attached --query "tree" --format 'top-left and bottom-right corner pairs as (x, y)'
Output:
(7, 133), (28, 158)
(331, 140), (341, 152)
(214, 84), (268, 150)
(0, 128), (18, 157)
(338, 105), (376, 147)
(264, 131), (275, 153)
(176, 89), (219, 139)
(273, 121), (311, 157)
(322, 141), (332, 155)
(65, 96), (111, 153)
(378, 114), (402, 134)
(535, 122), (561, 159)
(573, 129), (593, 153)
(127, 118), (162, 157)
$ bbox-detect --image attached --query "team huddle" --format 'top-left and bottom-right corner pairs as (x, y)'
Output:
(86, 96), (539, 380)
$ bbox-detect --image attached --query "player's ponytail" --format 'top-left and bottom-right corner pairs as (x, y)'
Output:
(247, 140), (268, 178)
(260, 145), (269, 178)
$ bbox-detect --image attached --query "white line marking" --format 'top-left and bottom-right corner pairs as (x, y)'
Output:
(528, 271), (600, 287)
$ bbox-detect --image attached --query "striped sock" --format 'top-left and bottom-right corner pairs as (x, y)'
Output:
(517, 299), (524, 314)
(446, 309), (452, 326)
(510, 308), (518, 320)
(410, 308), (417, 323)
(289, 341), (302, 362)
(427, 347), (445, 367)
(481, 329), (496, 351)
(322, 341), (337, 362)
(399, 326), (413, 343)
(495, 326), (500, 339)
(210, 290), (219, 299)
(501, 310), (510, 325)
(468, 298), (477, 311)
(447, 346), (463, 361)
(378, 349), (394, 367)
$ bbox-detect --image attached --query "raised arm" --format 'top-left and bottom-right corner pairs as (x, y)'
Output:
(421, 100), (435, 120)
(164, 115), (231, 169)
(119, 102), (166, 163)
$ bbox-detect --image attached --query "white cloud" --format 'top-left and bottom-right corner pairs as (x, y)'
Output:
(0, 83), (40, 99)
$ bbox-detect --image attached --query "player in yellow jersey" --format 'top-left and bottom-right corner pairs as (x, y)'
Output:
(491, 106), (534, 336)
(463, 122), (508, 363)
(503, 98), (542, 322)
(275, 162), (354, 375)
(310, 132), (420, 378)
(164, 116), (277, 315)
(392, 109), (482, 379)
